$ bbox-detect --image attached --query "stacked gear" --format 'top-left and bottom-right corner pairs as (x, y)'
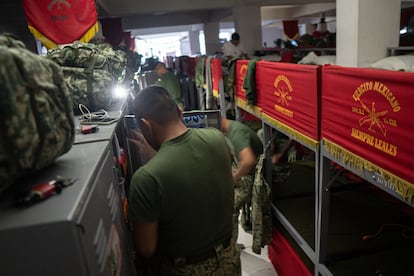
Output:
(47, 41), (127, 112)
(0, 34), (75, 194)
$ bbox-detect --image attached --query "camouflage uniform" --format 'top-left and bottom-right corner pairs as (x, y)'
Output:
(232, 171), (254, 242)
(251, 154), (272, 254)
(160, 239), (241, 275)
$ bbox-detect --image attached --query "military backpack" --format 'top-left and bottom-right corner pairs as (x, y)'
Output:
(0, 34), (75, 193)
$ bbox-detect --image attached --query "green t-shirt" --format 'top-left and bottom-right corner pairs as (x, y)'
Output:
(227, 120), (263, 160)
(155, 71), (183, 106)
(128, 128), (234, 257)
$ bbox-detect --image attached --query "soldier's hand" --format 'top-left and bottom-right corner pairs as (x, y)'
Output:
(128, 130), (156, 164)
(288, 150), (297, 163)
(271, 153), (283, 165)
(233, 175), (241, 188)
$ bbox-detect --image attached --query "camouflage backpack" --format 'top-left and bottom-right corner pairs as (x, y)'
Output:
(47, 42), (126, 112)
(0, 34), (75, 194)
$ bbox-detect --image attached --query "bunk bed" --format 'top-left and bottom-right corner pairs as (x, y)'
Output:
(319, 65), (414, 275)
(234, 59), (323, 274)
(202, 50), (414, 275)
(257, 61), (322, 275)
(233, 59), (414, 275)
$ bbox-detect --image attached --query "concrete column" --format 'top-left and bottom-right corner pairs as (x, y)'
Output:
(204, 21), (221, 55)
(303, 22), (316, 36)
(336, 0), (401, 67)
(233, 2), (262, 56)
(189, 30), (201, 55)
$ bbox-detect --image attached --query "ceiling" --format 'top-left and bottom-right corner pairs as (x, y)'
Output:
(96, 0), (338, 36)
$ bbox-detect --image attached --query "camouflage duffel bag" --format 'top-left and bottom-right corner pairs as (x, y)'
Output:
(62, 66), (114, 112)
(0, 37), (75, 194)
(48, 42), (126, 112)
(47, 41), (126, 81)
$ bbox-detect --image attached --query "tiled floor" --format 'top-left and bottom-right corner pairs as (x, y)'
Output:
(237, 225), (279, 276)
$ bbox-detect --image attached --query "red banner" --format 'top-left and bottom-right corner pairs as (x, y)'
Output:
(257, 61), (321, 145)
(234, 59), (261, 120)
(322, 65), (414, 194)
(235, 60), (250, 100)
(210, 58), (222, 97)
(23, 0), (98, 49)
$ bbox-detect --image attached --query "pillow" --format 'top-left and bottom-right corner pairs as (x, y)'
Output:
(369, 55), (414, 72)
(298, 51), (336, 65)
(315, 55), (336, 65)
(258, 54), (281, 62)
(298, 51), (318, 64)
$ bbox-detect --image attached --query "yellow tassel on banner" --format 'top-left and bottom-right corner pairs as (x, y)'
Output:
(79, 22), (99, 44)
(323, 139), (414, 203)
(284, 33), (299, 42)
(235, 97), (262, 119)
(262, 113), (319, 150)
(213, 89), (219, 98)
(28, 25), (57, 49)
(28, 21), (98, 49)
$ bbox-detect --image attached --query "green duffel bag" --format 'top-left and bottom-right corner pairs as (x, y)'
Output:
(0, 36), (75, 194)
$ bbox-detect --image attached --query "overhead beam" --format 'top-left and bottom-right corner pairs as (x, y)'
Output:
(122, 8), (233, 30)
(97, 0), (233, 16)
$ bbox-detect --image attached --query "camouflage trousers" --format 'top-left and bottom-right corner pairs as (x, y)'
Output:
(160, 240), (241, 275)
(232, 174), (254, 242)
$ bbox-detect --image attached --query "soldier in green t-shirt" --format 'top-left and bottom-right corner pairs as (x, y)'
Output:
(128, 86), (241, 275)
(155, 62), (184, 107)
(221, 118), (263, 242)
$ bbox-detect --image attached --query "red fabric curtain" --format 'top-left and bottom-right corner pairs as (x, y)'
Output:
(256, 61), (321, 141)
(129, 34), (136, 51)
(23, 0), (98, 49)
(100, 17), (123, 47)
(122, 31), (132, 49)
(188, 57), (197, 77)
(268, 229), (312, 276)
(211, 58), (222, 96)
(282, 20), (299, 41)
(322, 65), (414, 187)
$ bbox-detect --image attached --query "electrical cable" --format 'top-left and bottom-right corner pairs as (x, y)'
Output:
(362, 223), (414, 241)
(78, 104), (109, 122)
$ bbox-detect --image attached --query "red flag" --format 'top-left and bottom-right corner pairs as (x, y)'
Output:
(282, 20), (299, 41)
(23, 0), (98, 49)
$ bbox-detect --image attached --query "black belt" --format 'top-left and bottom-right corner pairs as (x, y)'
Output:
(170, 236), (232, 265)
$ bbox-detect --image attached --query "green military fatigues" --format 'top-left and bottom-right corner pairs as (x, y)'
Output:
(155, 71), (183, 106)
(251, 154), (272, 254)
(128, 128), (241, 275)
(227, 120), (263, 158)
(226, 120), (263, 241)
